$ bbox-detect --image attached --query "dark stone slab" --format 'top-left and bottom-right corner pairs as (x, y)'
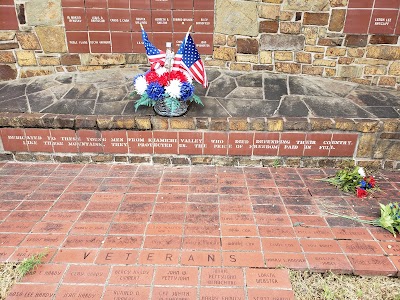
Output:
(303, 96), (374, 118)
(193, 81), (207, 97)
(26, 77), (59, 94)
(27, 91), (56, 112)
(0, 96), (29, 113)
(278, 95), (310, 117)
(64, 84), (98, 100)
(236, 73), (263, 87)
(49, 85), (73, 99)
(348, 91), (400, 107)
(289, 76), (356, 97)
(0, 83), (26, 102)
(218, 98), (279, 117)
(207, 76), (237, 98)
(123, 101), (155, 116)
(363, 106), (400, 118)
(0, 82), (7, 91)
(42, 99), (95, 115)
(185, 97), (230, 117)
(229, 87), (263, 99)
(206, 69), (221, 82)
(98, 86), (128, 103)
(264, 74), (287, 100)
(95, 101), (129, 115)
(55, 74), (74, 84)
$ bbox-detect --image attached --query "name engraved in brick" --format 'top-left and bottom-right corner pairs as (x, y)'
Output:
(201, 268), (243, 286)
(155, 267), (198, 285)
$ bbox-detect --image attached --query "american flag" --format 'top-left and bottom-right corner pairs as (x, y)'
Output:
(171, 33), (187, 72)
(181, 34), (208, 88)
(141, 28), (165, 69)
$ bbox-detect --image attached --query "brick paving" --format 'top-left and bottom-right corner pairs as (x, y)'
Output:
(0, 162), (399, 299)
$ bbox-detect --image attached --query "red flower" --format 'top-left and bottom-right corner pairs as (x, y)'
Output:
(368, 176), (376, 188)
(145, 71), (159, 83)
(157, 73), (170, 86)
(170, 71), (187, 82)
(356, 187), (368, 198)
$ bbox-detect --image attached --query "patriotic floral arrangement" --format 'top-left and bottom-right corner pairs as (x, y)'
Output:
(133, 25), (206, 113)
(325, 202), (400, 237)
(320, 166), (379, 198)
(132, 67), (203, 112)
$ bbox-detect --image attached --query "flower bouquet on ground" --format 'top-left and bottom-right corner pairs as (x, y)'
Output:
(325, 202), (400, 237)
(132, 67), (203, 115)
(320, 166), (380, 198)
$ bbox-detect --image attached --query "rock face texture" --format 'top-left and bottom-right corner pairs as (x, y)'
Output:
(0, 0), (399, 90)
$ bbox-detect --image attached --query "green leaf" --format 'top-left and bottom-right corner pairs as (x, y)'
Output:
(134, 93), (154, 112)
(191, 94), (204, 106)
(164, 97), (180, 113)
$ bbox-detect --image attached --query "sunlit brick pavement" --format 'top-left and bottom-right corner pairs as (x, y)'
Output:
(0, 162), (399, 299)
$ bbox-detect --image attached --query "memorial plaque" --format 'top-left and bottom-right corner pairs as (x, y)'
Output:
(89, 31), (112, 53)
(152, 287), (197, 300)
(95, 249), (138, 264)
(0, 5), (19, 30)
(200, 288), (246, 300)
(178, 132), (203, 155)
(246, 269), (292, 289)
(228, 132), (253, 156)
(61, 0), (215, 54)
(203, 132), (229, 155)
(109, 266), (154, 285)
(200, 268), (244, 286)
(103, 286), (150, 300)
(152, 131), (178, 154)
(344, 0), (400, 34)
(154, 266), (198, 286)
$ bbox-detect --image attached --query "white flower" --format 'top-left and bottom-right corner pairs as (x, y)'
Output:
(358, 167), (366, 177)
(182, 70), (193, 83)
(134, 75), (148, 95)
(155, 67), (167, 76)
(165, 79), (182, 99)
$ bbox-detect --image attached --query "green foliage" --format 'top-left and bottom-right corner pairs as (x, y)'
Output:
(190, 94), (204, 106)
(325, 202), (400, 237)
(321, 166), (363, 193)
(17, 251), (48, 278)
(134, 93), (155, 112)
(164, 96), (181, 112)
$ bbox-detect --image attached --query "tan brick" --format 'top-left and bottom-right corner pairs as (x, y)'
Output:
(113, 116), (135, 129)
(229, 118), (249, 131)
(230, 62), (252, 71)
(350, 78), (372, 85)
(135, 117), (152, 130)
(213, 34), (226, 46)
(304, 46), (325, 53)
(313, 59), (336, 67)
(0, 31), (16, 41)
(338, 65), (362, 77)
(304, 27), (318, 45)
(314, 53), (324, 59)
(378, 76), (396, 87)
(356, 120), (381, 133)
(275, 62), (301, 74)
(20, 67), (54, 78)
(325, 68), (337, 77)
(279, 11), (294, 21)
(388, 61), (400, 76)
(310, 118), (334, 130)
(275, 51), (293, 61)
(338, 57), (355, 64)
(267, 118), (284, 131)
(355, 58), (389, 66)
(38, 56), (60, 66)
(16, 50), (37, 66)
(366, 45), (400, 60)
(0, 51), (16, 63)
(357, 134), (377, 158)
(227, 35), (236, 47)
(280, 22), (301, 34)
(302, 65), (324, 75)
(205, 60), (226, 67)
(16, 32), (41, 50)
(170, 118), (196, 130)
(214, 47), (236, 61)
(250, 118), (265, 131)
(258, 4), (280, 20)
(335, 118), (356, 131)
(151, 117), (169, 130)
(210, 118), (228, 131)
(347, 48), (365, 58)
(236, 54), (259, 63)
(192, 156), (213, 165)
(296, 52), (312, 64)
(382, 119), (400, 132)
(330, 0), (348, 7)
(364, 66), (387, 75)
(259, 20), (279, 33)
(328, 9), (346, 32)
(260, 51), (272, 64)
(326, 47), (346, 57)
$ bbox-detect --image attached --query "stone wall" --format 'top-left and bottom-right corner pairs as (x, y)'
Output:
(0, 0), (399, 90)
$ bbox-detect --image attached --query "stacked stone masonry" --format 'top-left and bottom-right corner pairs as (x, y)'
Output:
(0, 0), (399, 89)
(0, 113), (399, 169)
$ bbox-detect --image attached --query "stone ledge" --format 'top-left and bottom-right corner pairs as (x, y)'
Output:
(0, 112), (397, 133)
(1, 152), (397, 170)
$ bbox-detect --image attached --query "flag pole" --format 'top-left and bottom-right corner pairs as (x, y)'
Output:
(140, 23), (144, 30)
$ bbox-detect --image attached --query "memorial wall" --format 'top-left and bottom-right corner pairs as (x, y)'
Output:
(0, 0), (399, 89)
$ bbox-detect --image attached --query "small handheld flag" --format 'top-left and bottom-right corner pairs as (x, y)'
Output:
(140, 24), (166, 70)
(172, 26), (191, 72)
(181, 34), (208, 88)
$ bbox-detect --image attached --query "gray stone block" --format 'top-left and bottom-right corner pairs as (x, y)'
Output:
(260, 34), (305, 51)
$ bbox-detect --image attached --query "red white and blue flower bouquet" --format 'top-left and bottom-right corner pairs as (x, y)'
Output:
(132, 25), (206, 117)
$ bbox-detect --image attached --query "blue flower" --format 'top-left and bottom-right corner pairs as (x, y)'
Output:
(180, 82), (194, 101)
(360, 180), (367, 189)
(146, 82), (165, 101)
